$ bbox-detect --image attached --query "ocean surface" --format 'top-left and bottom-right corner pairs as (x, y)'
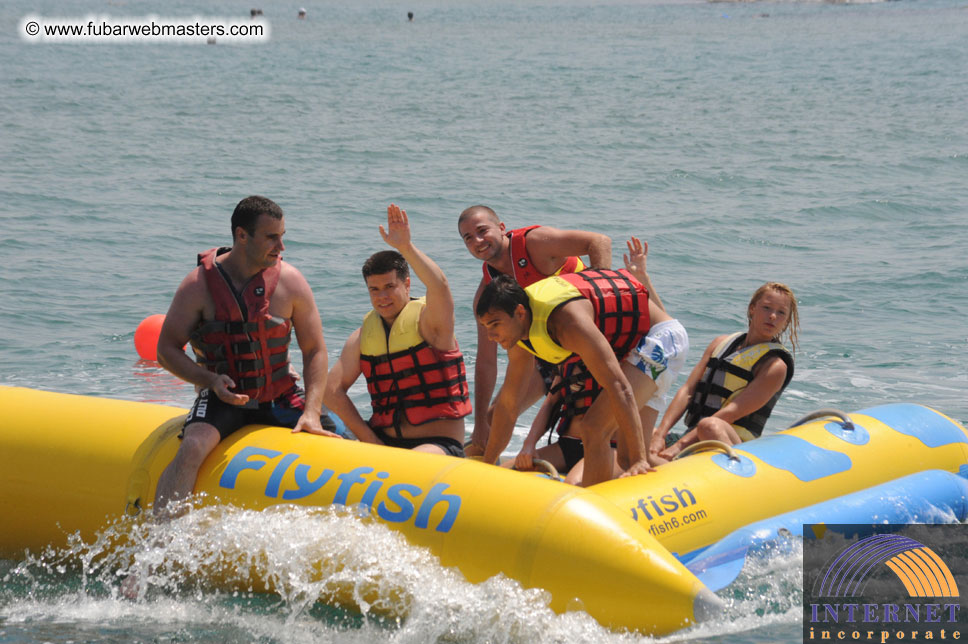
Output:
(1, 0), (967, 641)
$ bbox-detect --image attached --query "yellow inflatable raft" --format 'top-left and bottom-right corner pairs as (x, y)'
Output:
(0, 386), (716, 636)
(3, 386), (967, 634)
(592, 405), (968, 560)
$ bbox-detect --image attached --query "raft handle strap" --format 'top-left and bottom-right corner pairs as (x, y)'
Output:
(787, 408), (854, 431)
(674, 440), (740, 461)
(476, 448), (564, 481)
(124, 498), (142, 517)
(530, 458), (563, 481)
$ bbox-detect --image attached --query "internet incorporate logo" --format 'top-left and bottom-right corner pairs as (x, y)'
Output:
(817, 534), (959, 599)
(803, 525), (966, 643)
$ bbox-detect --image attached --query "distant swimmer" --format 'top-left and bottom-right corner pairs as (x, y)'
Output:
(250, 8), (263, 18)
(324, 205), (471, 457)
(655, 282), (799, 461)
(298, 8), (307, 19)
(408, 12), (414, 21)
(457, 205), (611, 460)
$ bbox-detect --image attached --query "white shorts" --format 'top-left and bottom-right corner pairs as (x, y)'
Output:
(625, 319), (690, 412)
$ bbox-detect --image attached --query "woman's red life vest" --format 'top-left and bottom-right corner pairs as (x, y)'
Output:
(188, 247), (296, 403)
(359, 299), (471, 433)
(482, 225), (584, 287)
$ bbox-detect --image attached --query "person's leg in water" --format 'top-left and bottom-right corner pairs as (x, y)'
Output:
(121, 420), (220, 600)
(153, 422), (221, 520)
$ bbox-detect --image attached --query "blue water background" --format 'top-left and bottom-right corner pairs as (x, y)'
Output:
(1, 0), (966, 641)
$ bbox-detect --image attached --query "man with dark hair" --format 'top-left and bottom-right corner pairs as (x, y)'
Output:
(457, 204), (612, 457)
(361, 249), (409, 281)
(152, 195), (343, 518)
(476, 268), (675, 486)
(324, 204), (471, 456)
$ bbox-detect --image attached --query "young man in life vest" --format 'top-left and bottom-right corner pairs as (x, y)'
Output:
(152, 196), (343, 519)
(654, 282), (799, 461)
(324, 204), (471, 456)
(475, 268), (676, 486)
(456, 205), (612, 458)
(510, 237), (690, 483)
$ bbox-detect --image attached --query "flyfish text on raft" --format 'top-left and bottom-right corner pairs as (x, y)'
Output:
(220, 446), (461, 533)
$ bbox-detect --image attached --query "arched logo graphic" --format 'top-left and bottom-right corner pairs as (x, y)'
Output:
(817, 533), (960, 598)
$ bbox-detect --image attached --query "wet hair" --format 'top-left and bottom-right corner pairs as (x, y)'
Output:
(362, 250), (410, 281)
(747, 282), (800, 353)
(458, 204), (500, 230)
(476, 274), (529, 318)
(231, 196), (283, 241)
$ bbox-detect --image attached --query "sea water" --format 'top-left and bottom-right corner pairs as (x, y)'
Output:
(1, 0), (966, 641)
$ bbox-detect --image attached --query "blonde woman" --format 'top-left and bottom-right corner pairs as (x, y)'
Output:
(655, 282), (800, 461)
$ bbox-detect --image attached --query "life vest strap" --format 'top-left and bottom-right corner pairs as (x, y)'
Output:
(234, 363), (292, 392)
(573, 269), (644, 360)
(371, 392), (471, 415)
(706, 356), (754, 381)
(201, 351), (290, 375)
(363, 356), (466, 383)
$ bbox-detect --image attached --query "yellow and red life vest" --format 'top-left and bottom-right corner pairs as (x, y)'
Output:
(482, 225), (585, 287)
(188, 247), (296, 403)
(684, 331), (795, 439)
(360, 298), (471, 432)
(520, 269), (652, 428)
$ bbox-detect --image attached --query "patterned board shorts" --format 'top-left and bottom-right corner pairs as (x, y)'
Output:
(625, 319), (690, 412)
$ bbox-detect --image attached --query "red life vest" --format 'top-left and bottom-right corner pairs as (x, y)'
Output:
(188, 247), (296, 403)
(482, 225), (583, 287)
(540, 269), (652, 433)
(359, 299), (471, 433)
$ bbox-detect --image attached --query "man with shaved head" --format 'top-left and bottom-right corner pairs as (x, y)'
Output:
(457, 205), (611, 459)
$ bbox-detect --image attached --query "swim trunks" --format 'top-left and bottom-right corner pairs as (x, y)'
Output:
(371, 427), (465, 457)
(625, 319), (690, 412)
(558, 435), (585, 472)
(553, 436), (620, 473)
(182, 385), (347, 440)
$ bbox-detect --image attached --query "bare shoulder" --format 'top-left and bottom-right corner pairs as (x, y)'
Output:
(345, 326), (362, 346)
(529, 225), (601, 244)
(706, 334), (731, 354)
(753, 353), (789, 379)
(278, 260), (314, 297)
(472, 277), (486, 306)
(174, 265), (208, 302)
(550, 298), (598, 347)
(164, 266), (210, 330)
(522, 225), (572, 249)
(341, 327), (363, 358)
(279, 260), (309, 285)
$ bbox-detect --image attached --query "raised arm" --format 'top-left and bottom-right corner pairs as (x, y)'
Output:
(623, 236), (665, 312)
(483, 345), (536, 465)
(522, 226), (612, 274)
(323, 329), (382, 444)
(380, 204), (456, 351)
